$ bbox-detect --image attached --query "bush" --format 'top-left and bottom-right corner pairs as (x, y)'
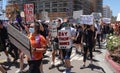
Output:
(106, 34), (120, 51)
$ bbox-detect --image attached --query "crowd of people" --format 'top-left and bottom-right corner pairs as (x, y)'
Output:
(0, 17), (120, 73)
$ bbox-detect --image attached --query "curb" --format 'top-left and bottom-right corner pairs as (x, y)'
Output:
(105, 51), (120, 73)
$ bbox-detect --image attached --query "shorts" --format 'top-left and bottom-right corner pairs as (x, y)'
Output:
(51, 40), (59, 50)
(62, 47), (72, 59)
(28, 59), (42, 73)
(0, 43), (6, 52)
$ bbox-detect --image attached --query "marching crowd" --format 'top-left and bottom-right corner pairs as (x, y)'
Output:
(0, 17), (120, 73)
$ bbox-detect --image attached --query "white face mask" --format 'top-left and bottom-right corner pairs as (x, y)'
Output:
(29, 28), (34, 33)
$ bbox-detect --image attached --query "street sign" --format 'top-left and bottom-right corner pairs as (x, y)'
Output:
(7, 24), (31, 59)
(58, 30), (72, 49)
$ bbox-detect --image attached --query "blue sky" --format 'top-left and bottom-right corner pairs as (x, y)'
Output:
(2, 0), (120, 16)
(103, 0), (120, 16)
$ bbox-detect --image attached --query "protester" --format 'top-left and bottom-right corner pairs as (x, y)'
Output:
(49, 19), (64, 69)
(60, 19), (76, 73)
(81, 24), (94, 69)
(74, 24), (83, 54)
(0, 20), (10, 62)
(95, 20), (101, 49)
(28, 22), (47, 73)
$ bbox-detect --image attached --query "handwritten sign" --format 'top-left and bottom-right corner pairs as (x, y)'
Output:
(50, 22), (58, 37)
(24, 4), (34, 24)
(7, 24), (31, 59)
(80, 15), (94, 25)
(102, 18), (111, 24)
(58, 30), (72, 49)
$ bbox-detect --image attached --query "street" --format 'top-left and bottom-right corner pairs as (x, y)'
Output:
(0, 45), (116, 73)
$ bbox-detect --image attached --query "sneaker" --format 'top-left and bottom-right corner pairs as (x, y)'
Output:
(80, 65), (85, 69)
(63, 68), (71, 73)
(49, 64), (55, 69)
(15, 69), (23, 73)
(7, 58), (11, 62)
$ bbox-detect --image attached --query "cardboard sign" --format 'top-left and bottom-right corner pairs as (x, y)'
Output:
(102, 18), (111, 24)
(73, 10), (83, 19)
(58, 30), (72, 49)
(80, 15), (94, 25)
(24, 4), (34, 24)
(91, 12), (102, 20)
(7, 24), (31, 59)
(50, 22), (58, 37)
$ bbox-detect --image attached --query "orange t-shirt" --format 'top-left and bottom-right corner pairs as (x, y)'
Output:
(29, 34), (47, 60)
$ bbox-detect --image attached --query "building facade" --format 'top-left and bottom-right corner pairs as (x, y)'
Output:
(90, 0), (103, 14)
(0, 0), (3, 10)
(7, 0), (93, 20)
(103, 5), (112, 18)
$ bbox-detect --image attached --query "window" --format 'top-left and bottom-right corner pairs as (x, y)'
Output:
(63, 2), (67, 7)
(52, 2), (57, 7)
(45, 9), (50, 12)
(52, 8), (57, 12)
(58, 3), (63, 7)
(45, 2), (50, 7)
(39, 9), (43, 12)
(39, 4), (43, 8)
(59, 8), (64, 12)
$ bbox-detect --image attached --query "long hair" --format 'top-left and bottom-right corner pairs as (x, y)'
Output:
(34, 22), (40, 34)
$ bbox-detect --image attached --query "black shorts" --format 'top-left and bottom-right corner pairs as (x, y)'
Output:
(28, 59), (42, 73)
(74, 38), (82, 44)
(62, 48), (72, 59)
(0, 43), (6, 52)
(51, 40), (59, 50)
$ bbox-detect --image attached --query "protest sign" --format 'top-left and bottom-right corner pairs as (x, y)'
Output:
(91, 12), (102, 20)
(24, 4), (34, 24)
(58, 30), (72, 49)
(80, 15), (94, 25)
(102, 18), (111, 24)
(116, 13), (120, 21)
(7, 24), (31, 59)
(50, 22), (58, 37)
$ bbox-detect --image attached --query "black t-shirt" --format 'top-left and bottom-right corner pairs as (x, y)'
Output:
(83, 28), (94, 46)
(0, 26), (8, 44)
(76, 29), (83, 40)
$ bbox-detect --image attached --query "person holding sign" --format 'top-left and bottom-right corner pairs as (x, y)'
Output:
(49, 19), (64, 69)
(0, 20), (10, 62)
(28, 22), (47, 73)
(80, 24), (94, 69)
(59, 19), (76, 73)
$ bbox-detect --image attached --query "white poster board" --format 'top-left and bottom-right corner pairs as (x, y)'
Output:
(73, 10), (83, 19)
(7, 24), (31, 59)
(58, 30), (72, 49)
(102, 18), (111, 24)
(51, 22), (58, 37)
(91, 12), (102, 20)
(80, 15), (94, 25)
(116, 13), (120, 21)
